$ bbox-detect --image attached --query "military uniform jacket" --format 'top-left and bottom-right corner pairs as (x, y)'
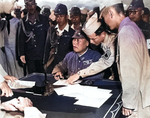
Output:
(44, 25), (75, 72)
(79, 33), (116, 78)
(18, 14), (49, 61)
(117, 17), (150, 110)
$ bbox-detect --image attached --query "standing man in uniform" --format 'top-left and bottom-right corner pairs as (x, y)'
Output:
(44, 3), (75, 73)
(102, 3), (150, 118)
(67, 13), (117, 84)
(127, 0), (150, 55)
(18, 0), (49, 74)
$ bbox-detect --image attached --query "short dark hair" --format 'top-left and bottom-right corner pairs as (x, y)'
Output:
(112, 3), (125, 15)
(95, 19), (106, 35)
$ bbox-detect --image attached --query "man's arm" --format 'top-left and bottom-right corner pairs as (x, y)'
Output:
(0, 76), (13, 97)
(67, 42), (115, 84)
(52, 55), (68, 80)
(18, 20), (26, 63)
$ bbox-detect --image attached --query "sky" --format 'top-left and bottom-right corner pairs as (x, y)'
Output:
(17, 0), (150, 10)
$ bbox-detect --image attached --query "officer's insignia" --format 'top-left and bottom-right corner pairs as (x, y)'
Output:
(83, 59), (92, 65)
(101, 48), (111, 60)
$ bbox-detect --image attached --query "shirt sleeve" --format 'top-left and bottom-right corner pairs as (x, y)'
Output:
(119, 33), (141, 109)
(79, 42), (115, 78)
(0, 74), (5, 83)
(0, 65), (7, 77)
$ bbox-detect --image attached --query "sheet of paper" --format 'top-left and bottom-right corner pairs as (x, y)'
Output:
(53, 80), (82, 86)
(74, 93), (112, 108)
(8, 80), (35, 89)
(54, 83), (112, 108)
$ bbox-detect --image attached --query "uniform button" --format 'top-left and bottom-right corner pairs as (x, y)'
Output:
(32, 29), (34, 31)
(34, 40), (36, 42)
(79, 61), (80, 62)
(34, 45), (36, 47)
(34, 34), (35, 36)
(78, 68), (80, 70)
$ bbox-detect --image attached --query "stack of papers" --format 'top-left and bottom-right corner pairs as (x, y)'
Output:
(8, 80), (35, 89)
(53, 80), (112, 108)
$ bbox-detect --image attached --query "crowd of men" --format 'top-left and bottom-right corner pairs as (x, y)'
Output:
(0, 0), (150, 117)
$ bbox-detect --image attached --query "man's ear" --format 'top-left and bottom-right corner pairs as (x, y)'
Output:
(141, 10), (144, 15)
(66, 15), (69, 19)
(109, 10), (113, 18)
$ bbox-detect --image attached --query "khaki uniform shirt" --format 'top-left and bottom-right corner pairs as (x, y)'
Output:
(79, 33), (116, 78)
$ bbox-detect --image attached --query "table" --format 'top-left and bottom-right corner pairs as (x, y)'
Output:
(2, 73), (123, 118)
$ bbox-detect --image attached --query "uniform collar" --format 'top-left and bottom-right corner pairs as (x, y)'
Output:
(55, 23), (69, 32)
(55, 23), (69, 36)
(78, 48), (88, 57)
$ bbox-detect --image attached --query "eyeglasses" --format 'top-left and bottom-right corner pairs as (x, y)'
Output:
(128, 10), (141, 15)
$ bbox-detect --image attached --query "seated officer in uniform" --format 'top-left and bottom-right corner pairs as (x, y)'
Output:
(128, 0), (150, 56)
(67, 13), (117, 84)
(52, 29), (104, 81)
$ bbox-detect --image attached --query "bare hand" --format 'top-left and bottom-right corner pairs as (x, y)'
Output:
(20, 55), (26, 64)
(1, 98), (19, 111)
(15, 97), (33, 111)
(0, 81), (13, 97)
(67, 73), (80, 85)
(54, 72), (64, 80)
(4, 75), (18, 82)
(122, 107), (133, 116)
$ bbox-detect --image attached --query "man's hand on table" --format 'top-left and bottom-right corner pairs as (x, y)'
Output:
(15, 97), (33, 111)
(4, 75), (18, 82)
(67, 73), (80, 84)
(1, 97), (33, 112)
(0, 81), (13, 97)
(53, 72), (64, 80)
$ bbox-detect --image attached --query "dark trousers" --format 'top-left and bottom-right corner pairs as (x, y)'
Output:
(26, 60), (44, 74)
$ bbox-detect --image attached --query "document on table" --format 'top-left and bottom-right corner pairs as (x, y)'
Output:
(8, 80), (35, 89)
(53, 80), (112, 108)
(53, 79), (81, 86)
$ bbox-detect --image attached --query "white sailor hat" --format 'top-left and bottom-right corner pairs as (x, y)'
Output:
(82, 13), (101, 35)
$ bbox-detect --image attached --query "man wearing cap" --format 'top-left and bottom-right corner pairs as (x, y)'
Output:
(18, 0), (49, 74)
(128, 0), (150, 56)
(67, 13), (116, 84)
(101, 3), (150, 118)
(40, 5), (51, 19)
(44, 3), (75, 73)
(70, 7), (82, 30)
(52, 29), (103, 81)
